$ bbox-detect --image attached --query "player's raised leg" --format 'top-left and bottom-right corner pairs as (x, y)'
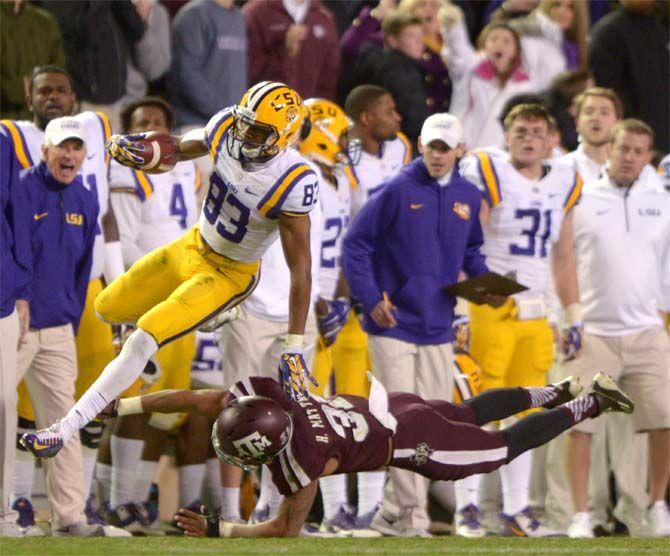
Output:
(22, 230), (260, 458)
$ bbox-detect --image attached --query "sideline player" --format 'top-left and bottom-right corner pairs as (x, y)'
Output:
(103, 97), (200, 532)
(0, 65), (123, 529)
(102, 372), (632, 538)
(22, 82), (319, 459)
(460, 103), (583, 536)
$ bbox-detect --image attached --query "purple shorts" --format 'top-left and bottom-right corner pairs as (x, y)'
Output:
(389, 393), (509, 481)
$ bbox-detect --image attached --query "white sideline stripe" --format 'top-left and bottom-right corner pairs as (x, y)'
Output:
(394, 446), (508, 465)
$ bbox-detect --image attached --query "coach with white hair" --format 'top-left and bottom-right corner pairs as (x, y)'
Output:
(343, 113), (501, 537)
(13, 117), (102, 537)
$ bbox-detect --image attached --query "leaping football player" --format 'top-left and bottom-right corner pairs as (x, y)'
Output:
(22, 82), (321, 458)
(99, 372), (633, 538)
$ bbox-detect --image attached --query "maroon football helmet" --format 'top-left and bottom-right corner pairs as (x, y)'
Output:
(211, 396), (293, 469)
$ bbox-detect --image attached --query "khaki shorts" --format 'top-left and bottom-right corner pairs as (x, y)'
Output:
(562, 327), (670, 433)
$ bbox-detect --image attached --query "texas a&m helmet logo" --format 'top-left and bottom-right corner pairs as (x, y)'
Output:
(232, 431), (273, 459)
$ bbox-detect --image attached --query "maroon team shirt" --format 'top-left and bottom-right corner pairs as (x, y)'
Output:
(226, 377), (393, 496)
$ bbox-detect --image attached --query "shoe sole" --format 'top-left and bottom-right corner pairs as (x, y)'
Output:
(590, 373), (634, 414)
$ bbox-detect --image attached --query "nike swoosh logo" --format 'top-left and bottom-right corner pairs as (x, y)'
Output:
(244, 187), (257, 196)
(596, 210), (609, 215)
(548, 193), (560, 198)
(32, 438), (51, 450)
(410, 203), (424, 210)
(34, 212), (48, 221)
(87, 154), (95, 159)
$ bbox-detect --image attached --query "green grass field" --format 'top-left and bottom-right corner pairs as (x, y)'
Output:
(1, 536), (669, 556)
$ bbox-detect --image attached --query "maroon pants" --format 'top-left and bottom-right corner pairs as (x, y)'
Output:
(389, 393), (509, 481)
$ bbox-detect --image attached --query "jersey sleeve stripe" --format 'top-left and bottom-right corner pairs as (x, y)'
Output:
(208, 115), (234, 161)
(94, 111), (112, 164)
(563, 173), (583, 213)
(132, 170), (154, 201)
(257, 163), (314, 218)
(476, 152), (501, 207)
(347, 162), (360, 188)
(278, 452), (301, 493)
(0, 121), (34, 169)
(397, 131), (412, 165)
(343, 164), (359, 189)
(194, 167), (202, 191)
(285, 442), (312, 488)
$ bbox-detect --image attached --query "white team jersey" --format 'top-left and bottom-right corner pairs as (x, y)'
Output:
(0, 113), (112, 280)
(109, 160), (200, 259)
(317, 165), (353, 300)
(190, 331), (225, 388)
(200, 108), (319, 262)
(460, 152), (583, 297)
(349, 133), (411, 217)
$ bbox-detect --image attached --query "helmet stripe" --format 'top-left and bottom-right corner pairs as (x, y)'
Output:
(249, 83), (286, 112)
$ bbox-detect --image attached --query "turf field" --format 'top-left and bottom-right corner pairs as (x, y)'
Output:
(1, 536), (669, 556)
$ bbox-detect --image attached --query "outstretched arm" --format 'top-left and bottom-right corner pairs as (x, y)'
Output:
(176, 480), (319, 538)
(106, 389), (227, 421)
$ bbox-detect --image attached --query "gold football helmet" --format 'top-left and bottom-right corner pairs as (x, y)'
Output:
(299, 98), (361, 167)
(228, 81), (306, 163)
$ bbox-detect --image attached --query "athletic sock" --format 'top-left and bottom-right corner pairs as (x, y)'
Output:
(356, 471), (385, 516)
(454, 474), (481, 511)
(178, 463), (206, 508)
(81, 446), (99, 497)
(10, 449), (35, 504)
(524, 384), (562, 408)
(96, 462), (112, 506)
(110, 436), (144, 508)
(561, 395), (599, 425)
(204, 458), (223, 511)
(258, 466), (282, 518)
(319, 474), (347, 520)
(133, 459), (159, 503)
(60, 331), (158, 442)
(220, 487), (240, 521)
(500, 449), (532, 516)
(465, 388), (531, 426)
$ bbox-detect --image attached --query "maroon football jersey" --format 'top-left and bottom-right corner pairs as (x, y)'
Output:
(226, 377), (392, 496)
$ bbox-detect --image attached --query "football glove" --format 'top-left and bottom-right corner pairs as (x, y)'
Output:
(562, 324), (583, 361)
(140, 356), (162, 384)
(278, 348), (317, 401)
(106, 134), (146, 169)
(317, 297), (350, 347)
(112, 324), (135, 355)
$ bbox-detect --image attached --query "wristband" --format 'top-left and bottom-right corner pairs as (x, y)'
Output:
(205, 514), (220, 537)
(117, 396), (143, 416)
(103, 241), (125, 284)
(565, 303), (583, 326)
(284, 334), (304, 348)
(219, 520), (234, 538)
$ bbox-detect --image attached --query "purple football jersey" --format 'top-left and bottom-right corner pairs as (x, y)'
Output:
(226, 377), (393, 496)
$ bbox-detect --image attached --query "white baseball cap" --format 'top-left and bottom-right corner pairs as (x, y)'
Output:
(420, 113), (464, 149)
(44, 117), (85, 146)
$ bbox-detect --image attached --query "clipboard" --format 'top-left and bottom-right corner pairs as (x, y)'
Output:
(443, 272), (528, 305)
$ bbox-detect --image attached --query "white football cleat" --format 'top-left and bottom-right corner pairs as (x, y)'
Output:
(567, 511), (595, 538)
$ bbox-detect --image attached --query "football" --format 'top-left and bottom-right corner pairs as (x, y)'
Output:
(134, 131), (180, 173)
